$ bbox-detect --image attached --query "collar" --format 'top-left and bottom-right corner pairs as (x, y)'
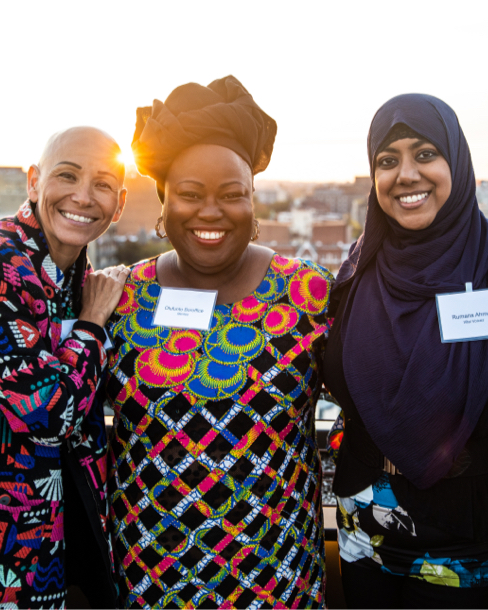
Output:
(15, 200), (88, 292)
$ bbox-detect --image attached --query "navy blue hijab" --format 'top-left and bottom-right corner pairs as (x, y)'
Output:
(336, 94), (488, 489)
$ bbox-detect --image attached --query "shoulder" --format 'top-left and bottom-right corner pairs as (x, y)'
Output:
(110, 257), (158, 322)
(0, 217), (22, 249)
(0, 220), (32, 269)
(272, 255), (334, 282)
(0, 203), (39, 260)
(273, 256), (334, 315)
(128, 257), (158, 282)
(248, 243), (275, 260)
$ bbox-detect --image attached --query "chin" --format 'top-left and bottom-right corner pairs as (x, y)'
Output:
(398, 214), (436, 231)
(59, 232), (96, 248)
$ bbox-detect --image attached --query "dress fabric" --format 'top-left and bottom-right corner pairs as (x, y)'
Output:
(106, 254), (332, 609)
(336, 474), (488, 588)
(0, 201), (115, 608)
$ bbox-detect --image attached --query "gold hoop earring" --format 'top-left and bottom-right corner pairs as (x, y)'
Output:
(250, 219), (260, 241)
(155, 215), (167, 239)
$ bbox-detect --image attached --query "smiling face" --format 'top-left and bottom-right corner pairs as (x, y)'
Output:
(163, 143), (254, 275)
(28, 127), (127, 270)
(374, 137), (452, 230)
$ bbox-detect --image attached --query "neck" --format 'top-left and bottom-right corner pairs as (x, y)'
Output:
(173, 248), (251, 293)
(49, 246), (81, 274)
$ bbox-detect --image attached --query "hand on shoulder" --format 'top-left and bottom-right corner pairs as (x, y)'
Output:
(79, 265), (130, 328)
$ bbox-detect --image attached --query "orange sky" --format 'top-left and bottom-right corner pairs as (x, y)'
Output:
(1, 1), (488, 183)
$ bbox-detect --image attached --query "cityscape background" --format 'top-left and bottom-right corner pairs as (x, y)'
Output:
(2, 165), (488, 274)
(1, 0), (488, 270)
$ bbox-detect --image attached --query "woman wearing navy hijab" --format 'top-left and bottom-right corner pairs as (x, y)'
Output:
(324, 94), (488, 608)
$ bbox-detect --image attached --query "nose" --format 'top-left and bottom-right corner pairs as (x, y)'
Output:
(71, 179), (93, 207)
(397, 157), (420, 185)
(197, 196), (224, 221)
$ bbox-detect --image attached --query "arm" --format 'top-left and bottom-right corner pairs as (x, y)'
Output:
(0, 260), (129, 445)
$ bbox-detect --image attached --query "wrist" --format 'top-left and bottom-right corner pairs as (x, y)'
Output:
(79, 311), (107, 328)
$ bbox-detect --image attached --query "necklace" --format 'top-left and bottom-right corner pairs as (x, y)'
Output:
(60, 264), (76, 319)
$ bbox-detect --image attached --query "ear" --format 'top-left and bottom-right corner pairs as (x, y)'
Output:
(27, 165), (40, 202)
(112, 188), (127, 223)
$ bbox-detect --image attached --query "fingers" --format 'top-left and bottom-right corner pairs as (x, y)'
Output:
(79, 265), (130, 328)
(97, 265), (130, 283)
(107, 265), (130, 284)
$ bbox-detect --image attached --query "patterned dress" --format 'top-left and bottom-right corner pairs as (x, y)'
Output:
(327, 418), (488, 588)
(336, 473), (488, 587)
(106, 254), (332, 609)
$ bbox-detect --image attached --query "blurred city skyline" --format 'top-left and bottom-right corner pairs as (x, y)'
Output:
(1, 0), (488, 183)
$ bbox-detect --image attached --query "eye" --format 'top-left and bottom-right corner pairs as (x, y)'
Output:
(96, 181), (114, 190)
(417, 149), (438, 162)
(58, 172), (76, 181)
(376, 156), (397, 169)
(180, 191), (202, 200)
(222, 191), (245, 200)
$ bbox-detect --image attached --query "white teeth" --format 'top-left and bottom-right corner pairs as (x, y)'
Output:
(61, 211), (95, 224)
(193, 230), (225, 240)
(398, 192), (428, 204)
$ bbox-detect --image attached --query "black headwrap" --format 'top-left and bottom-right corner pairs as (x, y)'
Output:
(131, 75), (277, 201)
(334, 93), (488, 489)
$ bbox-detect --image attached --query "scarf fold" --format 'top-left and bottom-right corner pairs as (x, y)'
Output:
(335, 94), (488, 489)
(131, 75), (277, 192)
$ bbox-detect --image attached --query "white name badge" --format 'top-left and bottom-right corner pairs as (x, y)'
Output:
(436, 283), (488, 343)
(152, 287), (218, 331)
(61, 319), (114, 350)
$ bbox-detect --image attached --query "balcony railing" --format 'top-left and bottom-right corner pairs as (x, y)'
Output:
(316, 393), (340, 506)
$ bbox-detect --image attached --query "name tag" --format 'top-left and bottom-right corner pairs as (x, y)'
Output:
(61, 319), (114, 349)
(436, 283), (488, 343)
(152, 287), (218, 331)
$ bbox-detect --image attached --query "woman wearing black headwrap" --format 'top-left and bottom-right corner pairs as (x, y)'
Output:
(324, 94), (488, 608)
(106, 76), (331, 608)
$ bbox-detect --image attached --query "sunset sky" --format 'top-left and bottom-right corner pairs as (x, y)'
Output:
(2, 0), (488, 183)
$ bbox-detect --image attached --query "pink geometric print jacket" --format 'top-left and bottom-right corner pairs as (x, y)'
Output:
(0, 201), (116, 606)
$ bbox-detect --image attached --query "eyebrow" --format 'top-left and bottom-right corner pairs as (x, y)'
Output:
(54, 162), (118, 181)
(176, 180), (246, 187)
(55, 161), (82, 169)
(380, 139), (432, 154)
(97, 171), (118, 181)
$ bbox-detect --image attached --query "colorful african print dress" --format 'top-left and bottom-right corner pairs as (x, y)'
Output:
(106, 254), (332, 609)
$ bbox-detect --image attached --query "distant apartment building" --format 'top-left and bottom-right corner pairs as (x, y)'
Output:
(88, 225), (119, 270)
(299, 176), (370, 230)
(304, 186), (350, 215)
(0, 167), (27, 216)
(254, 182), (290, 205)
(258, 220), (291, 244)
(256, 208), (352, 273)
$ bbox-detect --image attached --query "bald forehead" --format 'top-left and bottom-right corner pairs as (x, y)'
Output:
(39, 127), (125, 182)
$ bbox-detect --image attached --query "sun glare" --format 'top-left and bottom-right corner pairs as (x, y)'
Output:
(118, 148), (136, 168)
